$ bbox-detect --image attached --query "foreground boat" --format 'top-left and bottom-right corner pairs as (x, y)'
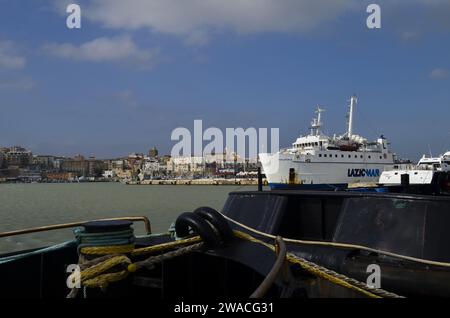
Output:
(1, 189), (450, 298)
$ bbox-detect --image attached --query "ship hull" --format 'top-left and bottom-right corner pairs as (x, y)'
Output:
(260, 153), (390, 190)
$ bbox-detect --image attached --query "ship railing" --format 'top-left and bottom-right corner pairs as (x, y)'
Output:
(0, 216), (152, 239)
(383, 164), (417, 172)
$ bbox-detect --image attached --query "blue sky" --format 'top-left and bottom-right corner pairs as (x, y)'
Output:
(0, 0), (449, 160)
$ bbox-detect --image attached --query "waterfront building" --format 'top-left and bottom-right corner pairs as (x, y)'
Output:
(3, 146), (33, 168)
(165, 153), (259, 178)
(61, 156), (106, 178)
(33, 155), (60, 171)
(167, 156), (204, 175)
(102, 170), (116, 179)
(44, 172), (77, 182)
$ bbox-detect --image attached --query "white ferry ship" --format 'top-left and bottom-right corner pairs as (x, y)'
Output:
(259, 96), (395, 189)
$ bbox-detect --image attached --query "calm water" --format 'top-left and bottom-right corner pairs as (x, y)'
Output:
(0, 183), (255, 253)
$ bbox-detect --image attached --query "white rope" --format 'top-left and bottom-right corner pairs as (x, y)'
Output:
(219, 211), (450, 268)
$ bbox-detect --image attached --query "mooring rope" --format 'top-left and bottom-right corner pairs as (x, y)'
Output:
(233, 230), (403, 298)
(219, 211), (450, 269)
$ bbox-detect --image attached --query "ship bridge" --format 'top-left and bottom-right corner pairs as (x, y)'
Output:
(292, 107), (331, 150)
(418, 152), (450, 172)
(292, 135), (329, 150)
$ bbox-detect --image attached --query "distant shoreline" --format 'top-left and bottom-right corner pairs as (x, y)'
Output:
(0, 178), (266, 186)
(127, 178), (266, 186)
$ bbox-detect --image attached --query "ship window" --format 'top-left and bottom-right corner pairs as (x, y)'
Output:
(348, 155), (351, 158)
(360, 155), (363, 158)
(324, 154), (327, 157)
(355, 155), (358, 158)
(335, 154), (338, 158)
(380, 156), (382, 159)
(341, 155), (344, 158)
(319, 154), (322, 157)
(368, 156), (371, 159)
(315, 142), (318, 146)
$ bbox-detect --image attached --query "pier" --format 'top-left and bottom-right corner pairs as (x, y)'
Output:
(126, 178), (265, 186)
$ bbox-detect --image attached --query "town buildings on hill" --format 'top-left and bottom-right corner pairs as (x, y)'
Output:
(0, 146), (259, 183)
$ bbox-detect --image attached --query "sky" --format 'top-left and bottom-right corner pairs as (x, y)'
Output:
(0, 0), (449, 160)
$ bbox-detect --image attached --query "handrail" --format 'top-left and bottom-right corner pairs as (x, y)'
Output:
(250, 236), (287, 298)
(0, 216), (151, 238)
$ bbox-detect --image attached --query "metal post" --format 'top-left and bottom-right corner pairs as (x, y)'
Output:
(258, 167), (263, 191)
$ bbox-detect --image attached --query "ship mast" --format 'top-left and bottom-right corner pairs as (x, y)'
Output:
(310, 106), (325, 136)
(347, 95), (357, 138)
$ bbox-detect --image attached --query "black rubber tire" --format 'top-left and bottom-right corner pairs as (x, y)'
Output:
(193, 207), (233, 242)
(175, 212), (221, 247)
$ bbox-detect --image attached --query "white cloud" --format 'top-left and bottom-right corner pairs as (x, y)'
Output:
(81, 0), (358, 44)
(0, 41), (26, 70)
(429, 68), (449, 80)
(43, 35), (159, 69)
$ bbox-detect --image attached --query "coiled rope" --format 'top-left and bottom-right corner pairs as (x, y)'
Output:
(67, 235), (204, 297)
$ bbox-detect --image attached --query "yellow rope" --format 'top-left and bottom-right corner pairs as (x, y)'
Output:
(80, 255), (130, 281)
(233, 230), (381, 298)
(75, 236), (202, 289)
(286, 255), (381, 298)
(80, 244), (135, 255)
(131, 236), (201, 256)
(84, 270), (130, 289)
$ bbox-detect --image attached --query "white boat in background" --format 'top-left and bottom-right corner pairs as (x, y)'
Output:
(379, 152), (450, 187)
(259, 95), (396, 189)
